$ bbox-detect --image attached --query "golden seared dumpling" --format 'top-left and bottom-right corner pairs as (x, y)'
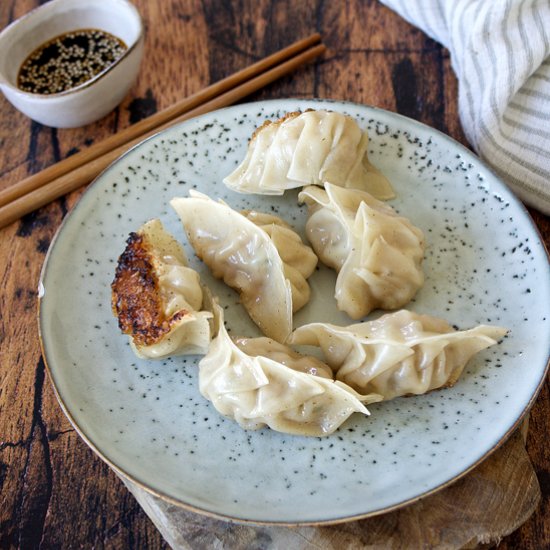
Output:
(111, 219), (212, 359)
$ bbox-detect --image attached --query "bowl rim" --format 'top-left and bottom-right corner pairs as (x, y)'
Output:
(0, 0), (144, 99)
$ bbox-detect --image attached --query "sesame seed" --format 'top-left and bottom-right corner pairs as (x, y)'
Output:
(17, 28), (127, 95)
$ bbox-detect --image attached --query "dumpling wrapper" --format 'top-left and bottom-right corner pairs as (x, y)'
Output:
(170, 191), (317, 343)
(241, 210), (318, 311)
(223, 110), (395, 199)
(199, 301), (381, 436)
(299, 183), (425, 319)
(289, 310), (508, 400)
(111, 219), (213, 359)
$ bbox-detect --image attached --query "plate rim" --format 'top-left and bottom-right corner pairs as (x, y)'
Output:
(37, 97), (550, 526)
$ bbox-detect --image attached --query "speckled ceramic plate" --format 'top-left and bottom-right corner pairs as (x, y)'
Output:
(39, 99), (550, 525)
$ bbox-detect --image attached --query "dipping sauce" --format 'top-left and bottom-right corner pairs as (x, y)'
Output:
(17, 29), (127, 95)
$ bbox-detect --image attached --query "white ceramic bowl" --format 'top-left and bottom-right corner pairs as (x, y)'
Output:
(0, 0), (144, 128)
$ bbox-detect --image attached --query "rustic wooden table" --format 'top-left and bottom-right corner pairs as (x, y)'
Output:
(1, 1), (548, 548)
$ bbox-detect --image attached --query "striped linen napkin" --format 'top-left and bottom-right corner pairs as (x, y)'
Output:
(380, 0), (550, 214)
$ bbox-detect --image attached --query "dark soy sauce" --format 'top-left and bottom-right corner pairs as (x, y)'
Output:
(17, 28), (127, 94)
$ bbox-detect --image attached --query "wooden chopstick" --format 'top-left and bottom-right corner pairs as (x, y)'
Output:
(0, 36), (324, 229)
(0, 33), (321, 209)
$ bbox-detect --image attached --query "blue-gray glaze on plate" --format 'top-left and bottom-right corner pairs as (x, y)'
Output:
(39, 99), (550, 524)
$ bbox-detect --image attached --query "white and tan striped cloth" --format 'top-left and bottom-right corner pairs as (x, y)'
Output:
(380, 0), (550, 214)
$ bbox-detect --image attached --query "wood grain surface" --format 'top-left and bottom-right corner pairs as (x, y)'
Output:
(0, 1), (548, 548)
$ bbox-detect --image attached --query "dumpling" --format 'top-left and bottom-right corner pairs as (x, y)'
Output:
(298, 183), (425, 319)
(170, 191), (317, 343)
(111, 219), (213, 359)
(289, 310), (508, 400)
(240, 210), (318, 311)
(223, 109), (395, 199)
(199, 301), (381, 436)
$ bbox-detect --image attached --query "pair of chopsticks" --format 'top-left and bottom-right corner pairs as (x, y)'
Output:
(0, 34), (325, 230)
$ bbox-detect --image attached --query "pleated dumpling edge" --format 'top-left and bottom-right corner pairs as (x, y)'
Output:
(223, 109), (395, 199)
(170, 190), (317, 343)
(198, 300), (382, 436)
